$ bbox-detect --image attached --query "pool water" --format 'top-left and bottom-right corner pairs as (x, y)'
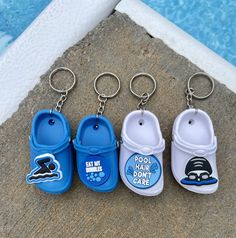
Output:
(142, 0), (236, 66)
(0, 0), (51, 55)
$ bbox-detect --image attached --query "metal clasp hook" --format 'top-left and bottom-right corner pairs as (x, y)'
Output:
(94, 72), (121, 116)
(49, 67), (76, 112)
(185, 72), (215, 109)
(129, 73), (157, 110)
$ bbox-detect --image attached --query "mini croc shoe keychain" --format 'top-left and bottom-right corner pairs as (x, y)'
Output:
(26, 67), (76, 194)
(120, 73), (165, 196)
(73, 72), (120, 192)
(172, 72), (218, 194)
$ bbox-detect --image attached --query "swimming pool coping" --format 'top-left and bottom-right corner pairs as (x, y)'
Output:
(0, 0), (120, 125)
(116, 0), (236, 93)
(0, 0), (235, 126)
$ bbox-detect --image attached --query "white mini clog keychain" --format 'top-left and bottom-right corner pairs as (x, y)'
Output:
(119, 73), (165, 196)
(172, 72), (218, 194)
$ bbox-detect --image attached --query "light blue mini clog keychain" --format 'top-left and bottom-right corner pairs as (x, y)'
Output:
(74, 72), (121, 192)
(26, 67), (76, 194)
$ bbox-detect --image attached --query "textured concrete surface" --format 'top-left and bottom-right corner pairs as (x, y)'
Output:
(0, 13), (236, 238)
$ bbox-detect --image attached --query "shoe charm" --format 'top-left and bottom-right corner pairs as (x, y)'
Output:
(119, 73), (165, 196)
(26, 67), (76, 194)
(74, 72), (120, 192)
(171, 72), (218, 194)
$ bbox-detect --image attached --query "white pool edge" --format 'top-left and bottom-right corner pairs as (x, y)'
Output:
(0, 0), (120, 125)
(116, 0), (236, 93)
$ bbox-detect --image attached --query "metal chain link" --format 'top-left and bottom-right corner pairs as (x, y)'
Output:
(55, 91), (68, 112)
(185, 88), (194, 109)
(137, 92), (150, 110)
(97, 94), (107, 116)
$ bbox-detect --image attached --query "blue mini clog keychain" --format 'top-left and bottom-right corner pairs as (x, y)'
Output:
(26, 67), (76, 194)
(74, 72), (120, 192)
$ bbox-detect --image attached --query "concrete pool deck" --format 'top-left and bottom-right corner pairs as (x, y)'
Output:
(0, 13), (235, 238)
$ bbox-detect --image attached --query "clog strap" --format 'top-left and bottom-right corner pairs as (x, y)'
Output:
(30, 136), (71, 155)
(173, 135), (217, 156)
(121, 135), (165, 155)
(73, 139), (117, 155)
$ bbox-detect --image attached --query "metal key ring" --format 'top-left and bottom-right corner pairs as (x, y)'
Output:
(187, 72), (214, 100)
(94, 72), (121, 98)
(130, 73), (157, 99)
(49, 67), (76, 93)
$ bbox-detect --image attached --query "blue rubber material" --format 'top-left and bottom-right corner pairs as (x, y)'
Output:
(181, 177), (218, 186)
(27, 109), (73, 194)
(74, 115), (118, 192)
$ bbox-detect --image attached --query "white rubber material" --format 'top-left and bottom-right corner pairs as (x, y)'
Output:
(119, 110), (165, 196)
(172, 109), (218, 194)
